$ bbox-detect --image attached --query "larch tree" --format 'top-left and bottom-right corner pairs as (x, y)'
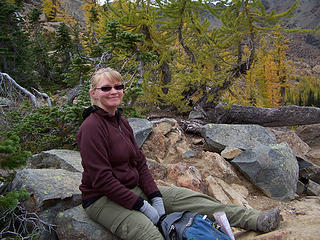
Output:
(101, 0), (175, 98)
(193, 0), (299, 109)
(228, 27), (296, 108)
(72, 0), (314, 115)
(42, 0), (76, 24)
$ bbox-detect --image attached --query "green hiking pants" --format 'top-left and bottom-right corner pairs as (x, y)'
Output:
(84, 185), (260, 240)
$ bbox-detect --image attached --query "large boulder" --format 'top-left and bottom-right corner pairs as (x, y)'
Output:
(231, 142), (299, 201)
(11, 168), (82, 240)
(27, 149), (83, 172)
(201, 152), (241, 184)
(166, 162), (206, 193)
(205, 176), (251, 208)
(11, 169), (81, 211)
(128, 118), (153, 148)
(307, 180), (320, 196)
(201, 124), (277, 152)
(297, 158), (320, 195)
(297, 158), (320, 182)
(271, 129), (312, 161)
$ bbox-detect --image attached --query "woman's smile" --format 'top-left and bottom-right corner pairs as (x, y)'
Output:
(90, 79), (124, 115)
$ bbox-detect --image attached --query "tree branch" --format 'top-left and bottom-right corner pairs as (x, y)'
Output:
(31, 88), (52, 107)
(0, 73), (38, 107)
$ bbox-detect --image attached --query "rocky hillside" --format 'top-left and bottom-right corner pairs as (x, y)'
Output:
(262, 0), (320, 67)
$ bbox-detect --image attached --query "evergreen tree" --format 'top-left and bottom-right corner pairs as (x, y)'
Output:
(52, 22), (76, 84)
(28, 7), (55, 84)
(0, 1), (35, 86)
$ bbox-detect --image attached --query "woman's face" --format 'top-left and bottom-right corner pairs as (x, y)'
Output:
(90, 77), (124, 114)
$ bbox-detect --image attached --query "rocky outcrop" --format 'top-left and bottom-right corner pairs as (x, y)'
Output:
(10, 118), (320, 240)
(261, 0), (320, 66)
(296, 124), (320, 147)
(270, 128), (312, 161)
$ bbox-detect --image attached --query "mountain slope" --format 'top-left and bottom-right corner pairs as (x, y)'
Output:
(261, 0), (320, 66)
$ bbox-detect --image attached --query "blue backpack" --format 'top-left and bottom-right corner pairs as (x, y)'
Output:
(158, 211), (231, 240)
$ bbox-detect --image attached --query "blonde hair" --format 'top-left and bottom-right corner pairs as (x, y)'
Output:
(90, 67), (122, 105)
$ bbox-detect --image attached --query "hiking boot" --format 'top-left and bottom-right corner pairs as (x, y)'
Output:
(256, 208), (281, 233)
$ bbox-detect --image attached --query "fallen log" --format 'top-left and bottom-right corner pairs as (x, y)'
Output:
(205, 104), (320, 127)
(180, 104), (320, 135)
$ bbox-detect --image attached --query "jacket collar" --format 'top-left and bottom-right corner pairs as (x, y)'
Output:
(82, 105), (122, 122)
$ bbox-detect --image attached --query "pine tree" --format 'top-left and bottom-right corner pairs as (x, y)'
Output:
(0, 134), (31, 170)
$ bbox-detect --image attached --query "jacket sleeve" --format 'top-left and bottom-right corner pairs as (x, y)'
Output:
(121, 118), (162, 200)
(77, 117), (143, 209)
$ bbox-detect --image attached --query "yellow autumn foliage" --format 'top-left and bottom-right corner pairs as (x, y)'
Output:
(225, 29), (295, 108)
(42, 0), (76, 24)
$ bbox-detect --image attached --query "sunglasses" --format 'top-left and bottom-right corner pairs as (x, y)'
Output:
(95, 84), (124, 92)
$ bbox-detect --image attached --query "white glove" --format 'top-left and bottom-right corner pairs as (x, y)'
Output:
(139, 200), (160, 225)
(151, 197), (165, 217)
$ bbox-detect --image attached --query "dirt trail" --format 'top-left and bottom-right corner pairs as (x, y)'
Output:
(234, 196), (320, 240)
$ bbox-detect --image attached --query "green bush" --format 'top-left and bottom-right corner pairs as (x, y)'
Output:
(0, 134), (32, 170)
(1, 101), (85, 155)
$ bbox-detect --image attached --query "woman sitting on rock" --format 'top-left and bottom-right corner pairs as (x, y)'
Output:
(77, 67), (281, 240)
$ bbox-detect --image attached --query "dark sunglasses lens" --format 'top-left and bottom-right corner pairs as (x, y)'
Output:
(100, 86), (112, 92)
(114, 84), (124, 90)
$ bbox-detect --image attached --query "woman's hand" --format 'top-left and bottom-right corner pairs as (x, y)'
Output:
(139, 200), (160, 225)
(151, 197), (165, 217)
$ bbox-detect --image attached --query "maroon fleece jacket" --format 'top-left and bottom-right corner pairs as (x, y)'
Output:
(77, 106), (161, 210)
